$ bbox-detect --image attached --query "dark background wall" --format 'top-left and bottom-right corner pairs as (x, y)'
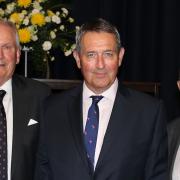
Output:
(72, 0), (180, 121)
(16, 0), (180, 120)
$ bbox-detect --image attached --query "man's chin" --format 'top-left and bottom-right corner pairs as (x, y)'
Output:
(92, 82), (112, 93)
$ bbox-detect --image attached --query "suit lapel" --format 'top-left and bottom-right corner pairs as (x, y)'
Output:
(96, 85), (130, 170)
(11, 76), (29, 177)
(68, 86), (92, 173)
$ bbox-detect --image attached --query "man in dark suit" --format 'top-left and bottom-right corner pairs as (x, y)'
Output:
(36, 18), (168, 180)
(0, 20), (50, 180)
(168, 76), (180, 180)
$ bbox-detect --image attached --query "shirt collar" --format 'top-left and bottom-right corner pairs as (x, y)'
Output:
(83, 78), (118, 101)
(0, 79), (12, 96)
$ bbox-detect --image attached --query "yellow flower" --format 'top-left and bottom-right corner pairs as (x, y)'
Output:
(18, 28), (31, 43)
(10, 13), (21, 24)
(17, 0), (32, 8)
(47, 10), (54, 17)
(31, 13), (45, 26)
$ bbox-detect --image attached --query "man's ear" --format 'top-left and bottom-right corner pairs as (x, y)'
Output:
(73, 50), (81, 69)
(118, 47), (125, 67)
(177, 80), (180, 90)
(16, 48), (21, 64)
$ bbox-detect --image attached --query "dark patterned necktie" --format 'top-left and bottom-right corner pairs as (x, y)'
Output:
(84, 95), (103, 168)
(0, 90), (7, 180)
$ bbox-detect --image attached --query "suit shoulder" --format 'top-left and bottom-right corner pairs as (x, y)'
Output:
(12, 74), (51, 95)
(45, 84), (81, 106)
(124, 86), (161, 105)
(118, 86), (167, 118)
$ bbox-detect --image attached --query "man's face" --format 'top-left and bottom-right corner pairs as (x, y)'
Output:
(0, 24), (20, 86)
(73, 32), (124, 94)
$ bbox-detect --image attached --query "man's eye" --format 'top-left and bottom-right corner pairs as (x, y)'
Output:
(103, 52), (113, 57)
(2, 45), (12, 50)
(87, 53), (96, 58)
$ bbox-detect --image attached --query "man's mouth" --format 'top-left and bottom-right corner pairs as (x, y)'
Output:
(0, 61), (5, 66)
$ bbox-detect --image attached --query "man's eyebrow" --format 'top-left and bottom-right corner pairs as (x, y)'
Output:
(0, 43), (14, 46)
(104, 49), (115, 52)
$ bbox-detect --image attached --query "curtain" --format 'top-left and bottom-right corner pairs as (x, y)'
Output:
(72, 0), (180, 120)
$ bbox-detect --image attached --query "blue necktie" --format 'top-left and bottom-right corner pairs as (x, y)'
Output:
(0, 90), (7, 180)
(84, 95), (103, 168)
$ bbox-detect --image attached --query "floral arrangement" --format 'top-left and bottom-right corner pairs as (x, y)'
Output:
(0, 0), (78, 61)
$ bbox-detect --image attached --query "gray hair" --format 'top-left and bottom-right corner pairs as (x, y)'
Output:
(0, 19), (20, 48)
(75, 18), (121, 53)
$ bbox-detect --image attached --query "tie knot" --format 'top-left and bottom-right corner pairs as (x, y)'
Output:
(0, 90), (6, 102)
(90, 95), (103, 104)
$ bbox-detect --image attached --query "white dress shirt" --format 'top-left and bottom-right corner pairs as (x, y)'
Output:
(82, 78), (118, 169)
(1, 79), (13, 180)
(172, 145), (180, 180)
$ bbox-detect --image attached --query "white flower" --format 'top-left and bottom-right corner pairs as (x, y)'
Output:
(56, 11), (60, 16)
(32, 9), (40, 14)
(51, 56), (55, 61)
(19, 13), (25, 20)
(50, 31), (56, 39)
(68, 17), (74, 23)
(33, 1), (43, 10)
(61, 8), (68, 15)
(32, 35), (38, 41)
(71, 44), (76, 50)
(23, 17), (29, 25)
(22, 10), (28, 15)
(42, 41), (52, 51)
(0, 0), (77, 67)
(6, 3), (16, 14)
(64, 49), (72, 56)
(60, 25), (65, 31)
(45, 16), (51, 22)
(52, 15), (61, 24)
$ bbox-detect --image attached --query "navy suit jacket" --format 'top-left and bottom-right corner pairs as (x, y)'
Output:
(36, 83), (168, 180)
(10, 74), (50, 180)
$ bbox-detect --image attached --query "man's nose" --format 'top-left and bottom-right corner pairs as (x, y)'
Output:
(96, 54), (105, 68)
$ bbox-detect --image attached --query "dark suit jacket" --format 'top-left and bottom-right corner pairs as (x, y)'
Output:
(10, 74), (50, 180)
(36, 83), (168, 180)
(168, 116), (180, 180)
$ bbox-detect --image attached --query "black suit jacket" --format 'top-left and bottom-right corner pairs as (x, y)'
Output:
(36, 83), (168, 180)
(168, 116), (180, 180)
(10, 74), (50, 180)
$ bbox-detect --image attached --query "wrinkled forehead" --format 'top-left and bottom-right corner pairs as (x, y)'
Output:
(81, 32), (117, 50)
(0, 24), (17, 45)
